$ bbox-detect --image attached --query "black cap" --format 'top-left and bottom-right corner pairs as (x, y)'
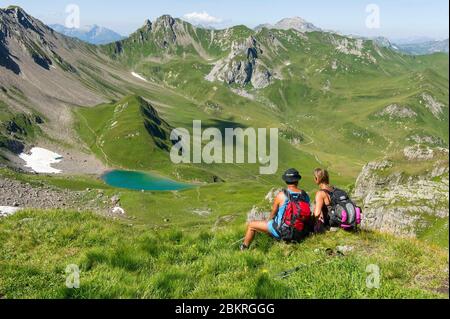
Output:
(282, 168), (302, 183)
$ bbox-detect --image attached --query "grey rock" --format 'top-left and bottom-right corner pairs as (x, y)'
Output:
(111, 195), (121, 205)
(353, 157), (449, 238)
(247, 206), (270, 222)
(265, 188), (283, 204)
(377, 104), (417, 119)
(336, 245), (354, 253)
(0, 176), (107, 215)
(206, 36), (273, 89)
(404, 144), (434, 161)
(421, 93), (446, 119)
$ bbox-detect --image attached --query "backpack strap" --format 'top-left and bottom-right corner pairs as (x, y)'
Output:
(318, 187), (338, 205)
(284, 189), (310, 205)
(317, 189), (336, 215)
(283, 189), (292, 202)
(318, 189), (331, 202)
(318, 189), (331, 196)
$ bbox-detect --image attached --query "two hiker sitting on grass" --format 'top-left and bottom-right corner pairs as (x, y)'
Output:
(241, 168), (361, 251)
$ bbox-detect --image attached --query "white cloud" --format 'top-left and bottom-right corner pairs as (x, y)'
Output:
(183, 11), (223, 25)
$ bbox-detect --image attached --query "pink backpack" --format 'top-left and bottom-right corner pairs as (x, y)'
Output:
(322, 188), (362, 230)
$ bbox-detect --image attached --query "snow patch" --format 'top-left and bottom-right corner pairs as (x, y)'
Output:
(19, 147), (63, 174)
(131, 72), (148, 82)
(0, 206), (21, 218)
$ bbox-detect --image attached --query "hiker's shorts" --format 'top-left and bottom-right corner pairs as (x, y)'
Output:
(268, 220), (281, 239)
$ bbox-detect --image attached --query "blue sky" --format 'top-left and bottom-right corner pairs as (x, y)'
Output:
(1, 0), (448, 39)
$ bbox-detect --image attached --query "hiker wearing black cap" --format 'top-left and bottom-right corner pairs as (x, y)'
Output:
(241, 168), (311, 250)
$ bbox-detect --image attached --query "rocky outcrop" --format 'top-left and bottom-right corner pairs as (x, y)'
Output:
(354, 157), (449, 237)
(329, 35), (377, 64)
(0, 112), (43, 154)
(421, 93), (446, 119)
(403, 144), (435, 161)
(376, 104), (417, 120)
(251, 64), (272, 89)
(206, 36), (273, 89)
(0, 138), (24, 154)
(407, 134), (445, 146)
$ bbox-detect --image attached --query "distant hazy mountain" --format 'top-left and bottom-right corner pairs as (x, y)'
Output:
(392, 36), (437, 45)
(255, 17), (321, 32)
(50, 24), (124, 45)
(393, 39), (449, 55)
(370, 36), (394, 48)
(355, 35), (448, 55)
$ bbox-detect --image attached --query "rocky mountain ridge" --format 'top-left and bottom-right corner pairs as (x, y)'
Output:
(205, 35), (272, 89)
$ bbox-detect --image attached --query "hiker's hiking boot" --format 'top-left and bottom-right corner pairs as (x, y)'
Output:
(240, 243), (249, 251)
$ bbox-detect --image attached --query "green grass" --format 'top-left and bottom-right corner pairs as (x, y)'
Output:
(0, 168), (110, 191)
(0, 210), (447, 299)
(416, 216), (449, 249)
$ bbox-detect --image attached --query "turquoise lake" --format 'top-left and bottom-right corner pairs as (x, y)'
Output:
(102, 170), (192, 191)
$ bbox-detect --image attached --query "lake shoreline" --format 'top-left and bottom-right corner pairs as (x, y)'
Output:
(101, 169), (193, 192)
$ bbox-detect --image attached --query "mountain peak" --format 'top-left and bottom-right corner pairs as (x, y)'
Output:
(1, 5), (49, 37)
(255, 16), (321, 32)
(278, 16), (308, 23)
(2, 5), (33, 22)
(274, 16), (321, 32)
(4, 5), (26, 13)
(141, 19), (152, 32)
(154, 14), (177, 28)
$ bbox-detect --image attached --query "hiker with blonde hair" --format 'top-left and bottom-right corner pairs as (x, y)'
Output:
(313, 168), (361, 232)
(313, 168), (333, 229)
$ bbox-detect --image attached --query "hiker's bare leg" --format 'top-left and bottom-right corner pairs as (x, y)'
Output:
(244, 221), (269, 247)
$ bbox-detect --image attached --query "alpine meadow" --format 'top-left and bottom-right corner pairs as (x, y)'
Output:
(0, 3), (448, 300)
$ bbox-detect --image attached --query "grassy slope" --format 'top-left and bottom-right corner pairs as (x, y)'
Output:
(74, 95), (171, 170)
(73, 92), (328, 188)
(0, 210), (447, 299)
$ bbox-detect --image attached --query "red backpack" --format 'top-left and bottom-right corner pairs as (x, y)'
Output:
(276, 190), (312, 242)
